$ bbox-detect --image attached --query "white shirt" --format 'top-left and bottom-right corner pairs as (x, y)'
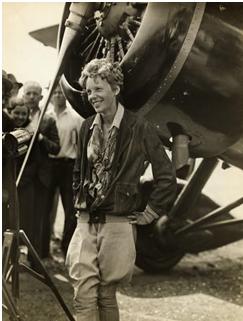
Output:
(49, 106), (83, 159)
(27, 109), (40, 132)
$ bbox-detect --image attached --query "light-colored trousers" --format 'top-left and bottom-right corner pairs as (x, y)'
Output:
(66, 213), (136, 321)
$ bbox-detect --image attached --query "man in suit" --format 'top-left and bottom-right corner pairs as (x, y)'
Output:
(22, 81), (60, 260)
(2, 70), (15, 236)
(2, 70), (15, 132)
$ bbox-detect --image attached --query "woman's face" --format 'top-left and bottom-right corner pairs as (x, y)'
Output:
(86, 76), (119, 117)
(12, 105), (29, 127)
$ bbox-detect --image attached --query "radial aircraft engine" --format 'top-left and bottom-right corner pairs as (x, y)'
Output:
(33, 2), (243, 272)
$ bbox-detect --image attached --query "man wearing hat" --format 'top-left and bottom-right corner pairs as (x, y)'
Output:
(4, 73), (23, 117)
(8, 73), (23, 97)
(2, 70), (15, 236)
(2, 70), (15, 132)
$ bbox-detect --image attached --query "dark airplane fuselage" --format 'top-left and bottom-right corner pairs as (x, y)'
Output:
(58, 3), (243, 166)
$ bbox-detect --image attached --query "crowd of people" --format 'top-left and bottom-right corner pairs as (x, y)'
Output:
(2, 60), (177, 321)
(2, 70), (83, 267)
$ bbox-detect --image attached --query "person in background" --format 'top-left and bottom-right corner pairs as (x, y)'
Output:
(66, 58), (177, 321)
(48, 83), (83, 257)
(8, 73), (23, 98)
(2, 70), (15, 235)
(22, 81), (60, 261)
(3, 73), (23, 117)
(2, 70), (15, 132)
(10, 97), (35, 246)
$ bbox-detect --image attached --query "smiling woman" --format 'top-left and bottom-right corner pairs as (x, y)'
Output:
(2, 2), (63, 89)
(10, 97), (30, 128)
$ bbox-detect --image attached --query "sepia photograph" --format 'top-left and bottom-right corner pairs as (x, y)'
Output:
(2, 2), (243, 321)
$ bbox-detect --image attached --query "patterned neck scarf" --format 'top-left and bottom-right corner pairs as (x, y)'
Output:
(87, 121), (119, 204)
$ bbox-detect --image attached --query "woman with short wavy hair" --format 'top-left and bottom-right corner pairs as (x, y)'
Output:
(66, 58), (177, 321)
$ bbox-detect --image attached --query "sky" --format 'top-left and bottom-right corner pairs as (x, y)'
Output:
(2, 2), (64, 90)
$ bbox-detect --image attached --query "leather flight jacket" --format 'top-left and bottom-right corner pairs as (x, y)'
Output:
(73, 109), (177, 220)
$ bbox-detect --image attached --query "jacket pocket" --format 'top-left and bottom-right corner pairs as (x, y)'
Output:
(115, 183), (138, 214)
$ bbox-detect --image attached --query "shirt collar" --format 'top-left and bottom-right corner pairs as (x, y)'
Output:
(30, 107), (40, 120)
(54, 107), (68, 118)
(90, 103), (124, 131)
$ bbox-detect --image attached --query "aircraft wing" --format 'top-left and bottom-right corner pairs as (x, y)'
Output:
(29, 24), (59, 48)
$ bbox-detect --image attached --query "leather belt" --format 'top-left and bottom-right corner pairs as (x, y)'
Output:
(76, 210), (129, 224)
(50, 157), (75, 162)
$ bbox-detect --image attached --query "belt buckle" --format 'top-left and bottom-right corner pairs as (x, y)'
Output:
(89, 212), (106, 224)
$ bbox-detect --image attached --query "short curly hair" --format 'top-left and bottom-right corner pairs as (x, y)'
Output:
(79, 58), (124, 90)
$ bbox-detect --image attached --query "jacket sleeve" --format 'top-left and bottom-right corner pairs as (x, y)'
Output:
(40, 117), (60, 155)
(143, 122), (177, 217)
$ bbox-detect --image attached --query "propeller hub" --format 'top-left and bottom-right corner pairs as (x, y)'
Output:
(94, 3), (140, 40)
